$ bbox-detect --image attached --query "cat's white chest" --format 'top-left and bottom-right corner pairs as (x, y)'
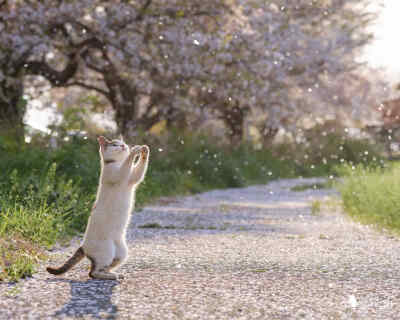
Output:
(84, 185), (135, 241)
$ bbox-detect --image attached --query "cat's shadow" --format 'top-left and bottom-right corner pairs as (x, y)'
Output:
(47, 277), (119, 319)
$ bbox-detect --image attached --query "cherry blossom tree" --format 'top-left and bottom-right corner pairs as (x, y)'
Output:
(0, 0), (378, 142)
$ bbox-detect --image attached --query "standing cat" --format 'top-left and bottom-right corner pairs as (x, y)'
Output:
(47, 136), (149, 280)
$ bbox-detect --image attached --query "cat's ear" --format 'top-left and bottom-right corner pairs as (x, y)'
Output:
(97, 136), (107, 147)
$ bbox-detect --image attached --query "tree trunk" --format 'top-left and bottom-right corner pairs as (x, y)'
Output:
(103, 68), (139, 138)
(0, 79), (25, 146)
(260, 124), (279, 147)
(114, 100), (138, 138)
(220, 104), (248, 146)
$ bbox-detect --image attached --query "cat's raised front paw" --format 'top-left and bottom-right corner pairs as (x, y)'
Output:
(130, 145), (142, 156)
(140, 145), (150, 160)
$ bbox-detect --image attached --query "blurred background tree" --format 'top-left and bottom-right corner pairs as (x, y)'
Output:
(0, 0), (387, 145)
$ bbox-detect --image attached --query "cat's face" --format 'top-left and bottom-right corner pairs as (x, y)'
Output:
(98, 136), (129, 163)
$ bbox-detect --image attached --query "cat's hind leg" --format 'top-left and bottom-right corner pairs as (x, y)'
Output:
(105, 239), (128, 278)
(88, 255), (117, 280)
(86, 240), (118, 280)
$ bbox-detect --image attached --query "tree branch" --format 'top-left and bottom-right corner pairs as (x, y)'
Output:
(65, 81), (109, 97)
(25, 54), (79, 86)
(74, 37), (104, 51)
(80, 49), (107, 74)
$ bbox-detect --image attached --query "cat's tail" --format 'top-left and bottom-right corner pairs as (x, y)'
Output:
(46, 247), (85, 275)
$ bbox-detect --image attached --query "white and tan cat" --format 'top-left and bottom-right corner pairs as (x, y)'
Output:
(47, 136), (149, 280)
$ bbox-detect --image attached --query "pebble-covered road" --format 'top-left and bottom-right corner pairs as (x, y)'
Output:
(1, 178), (400, 319)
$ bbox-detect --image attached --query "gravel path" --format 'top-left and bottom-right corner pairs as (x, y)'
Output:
(1, 177), (400, 319)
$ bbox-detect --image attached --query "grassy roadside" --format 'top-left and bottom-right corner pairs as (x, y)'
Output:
(0, 133), (382, 281)
(337, 162), (400, 234)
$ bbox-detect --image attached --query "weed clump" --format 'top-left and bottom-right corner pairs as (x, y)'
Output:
(337, 163), (400, 233)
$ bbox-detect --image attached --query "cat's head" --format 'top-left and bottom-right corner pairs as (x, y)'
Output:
(97, 136), (129, 163)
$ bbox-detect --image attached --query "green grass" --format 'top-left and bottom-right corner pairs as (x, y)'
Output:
(135, 136), (298, 205)
(275, 123), (384, 177)
(337, 163), (400, 233)
(0, 131), (382, 281)
(0, 236), (45, 282)
(311, 200), (322, 216)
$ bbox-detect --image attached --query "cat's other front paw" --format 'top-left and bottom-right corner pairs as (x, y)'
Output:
(140, 145), (150, 160)
(130, 145), (141, 155)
